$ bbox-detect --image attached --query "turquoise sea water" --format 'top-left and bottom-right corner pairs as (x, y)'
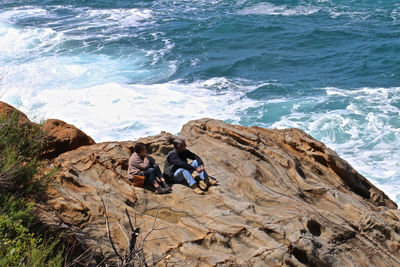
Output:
(0, 0), (399, 204)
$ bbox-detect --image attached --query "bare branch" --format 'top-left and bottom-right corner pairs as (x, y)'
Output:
(126, 208), (134, 232)
(95, 253), (110, 267)
(140, 206), (160, 249)
(101, 197), (123, 262)
(101, 205), (166, 266)
(66, 248), (89, 267)
(117, 221), (130, 245)
(66, 248), (95, 267)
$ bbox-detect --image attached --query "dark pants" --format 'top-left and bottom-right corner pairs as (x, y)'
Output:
(139, 164), (163, 187)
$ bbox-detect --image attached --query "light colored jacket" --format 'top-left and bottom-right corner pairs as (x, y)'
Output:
(128, 152), (150, 179)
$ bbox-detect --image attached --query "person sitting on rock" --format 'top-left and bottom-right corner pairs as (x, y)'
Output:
(128, 142), (171, 194)
(163, 138), (217, 195)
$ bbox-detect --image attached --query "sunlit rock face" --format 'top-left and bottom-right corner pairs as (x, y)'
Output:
(33, 116), (400, 266)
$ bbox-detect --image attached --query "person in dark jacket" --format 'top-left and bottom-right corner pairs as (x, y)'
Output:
(163, 138), (217, 194)
(128, 142), (171, 194)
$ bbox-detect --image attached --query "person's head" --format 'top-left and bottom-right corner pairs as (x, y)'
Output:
(135, 142), (147, 157)
(173, 138), (186, 152)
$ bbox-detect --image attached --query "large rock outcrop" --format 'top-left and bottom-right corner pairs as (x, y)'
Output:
(0, 101), (95, 158)
(0, 101), (30, 123)
(41, 119), (96, 159)
(37, 118), (400, 266)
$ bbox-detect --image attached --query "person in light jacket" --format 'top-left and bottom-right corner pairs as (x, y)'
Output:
(128, 142), (171, 194)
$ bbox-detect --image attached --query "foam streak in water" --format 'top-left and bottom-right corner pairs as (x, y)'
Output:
(238, 2), (320, 16)
(3, 78), (258, 142)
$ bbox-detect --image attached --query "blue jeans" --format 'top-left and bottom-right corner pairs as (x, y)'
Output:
(173, 160), (208, 187)
(139, 163), (163, 186)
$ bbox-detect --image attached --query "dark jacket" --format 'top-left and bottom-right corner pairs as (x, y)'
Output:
(163, 149), (203, 179)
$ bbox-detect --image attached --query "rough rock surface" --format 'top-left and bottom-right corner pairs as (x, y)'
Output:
(0, 102), (95, 158)
(36, 118), (400, 266)
(41, 119), (96, 159)
(0, 101), (30, 123)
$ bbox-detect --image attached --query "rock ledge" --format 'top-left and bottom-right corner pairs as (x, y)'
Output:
(2, 102), (399, 266)
(39, 118), (400, 266)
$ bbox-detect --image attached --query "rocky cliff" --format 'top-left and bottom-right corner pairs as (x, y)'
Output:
(2, 102), (400, 266)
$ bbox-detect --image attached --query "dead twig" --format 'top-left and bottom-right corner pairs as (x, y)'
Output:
(126, 208), (134, 232)
(140, 206), (160, 250)
(117, 220), (130, 245)
(101, 197), (123, 263)
(101, 204), (168, 266)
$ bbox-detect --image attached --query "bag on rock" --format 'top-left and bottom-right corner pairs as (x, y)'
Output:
(132, 175), (145, 188)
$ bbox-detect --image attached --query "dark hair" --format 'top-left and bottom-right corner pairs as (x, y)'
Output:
(173, 138), (186, 149)
(135, 142), (146, 153)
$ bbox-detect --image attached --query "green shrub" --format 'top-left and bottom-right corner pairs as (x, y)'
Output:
(0, 111), (64, 266)
(0, 111), (47, 195)
(0, 214), (63, 266)
(0, 194), (64, 266)
(0, 194), (34, 227)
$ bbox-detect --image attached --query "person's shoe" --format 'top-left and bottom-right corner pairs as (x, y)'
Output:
(198, 179), (207, 190)
(190, 184), (204, 195)
(155, 186), (169, 194)
(161, 181), (172, 192)
(205, 177), (218, 186)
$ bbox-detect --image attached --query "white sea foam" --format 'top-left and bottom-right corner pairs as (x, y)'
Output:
(0, 19), (176, 86)
(0, 5), (154, 44)
(83, 8), (153, 28)
(269, 86), (400, 204)
(238, 2), (320, 16)
(0, 51), (177, 95)
(237, 2), (376, 20)
(2, 78), (259, 142)
(0, 6), (50, 23)
(328, 10), (370, 20)
(0, 22), (63, 57)
(0, 8), (175, 95)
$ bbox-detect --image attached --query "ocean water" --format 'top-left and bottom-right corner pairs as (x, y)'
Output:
(0, 0), (399, 204)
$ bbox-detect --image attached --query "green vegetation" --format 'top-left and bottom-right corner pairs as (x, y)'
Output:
(0, 112), (46, 195)
(0, 195), (63, 266)
(0, 112), (64, 266)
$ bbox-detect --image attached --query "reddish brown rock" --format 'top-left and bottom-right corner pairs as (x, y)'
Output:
(0, 101), (30, 123)
(37, 118), (400, 266)
(0, 102), (95, 158)
(41, 119), (95, 159)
